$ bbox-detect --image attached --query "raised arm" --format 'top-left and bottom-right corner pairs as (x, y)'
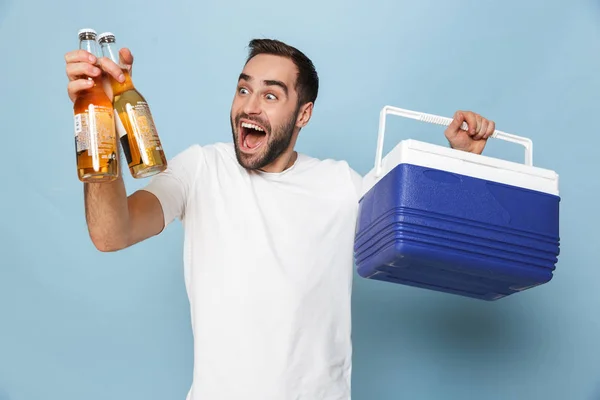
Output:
(66, 47), (166, 252)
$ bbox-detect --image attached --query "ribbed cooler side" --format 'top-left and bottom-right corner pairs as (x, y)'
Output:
(354, 164), (560, 300)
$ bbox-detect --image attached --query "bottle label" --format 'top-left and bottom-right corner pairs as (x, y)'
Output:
(126, 101), (162, 151)
(122, 101), (162, 166)
(74, 105), (117, 159)
(74, 113), (88, 152)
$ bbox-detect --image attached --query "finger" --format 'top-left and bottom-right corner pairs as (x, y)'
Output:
(65, 49), (97, 65)
(119, 48), (134, 75)
(475, 118), (488, 140)
(119, 47), (134, 66)
(445, 111), (466, 138)
(463, 112), (478, 136)
(484, 120), (496, 139)
(97, 57), (125, 82)
(66, 62), (101, 81)
(68, 78), (94, 98)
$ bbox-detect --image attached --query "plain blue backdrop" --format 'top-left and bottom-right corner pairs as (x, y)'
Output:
(1, 0), (599, 399)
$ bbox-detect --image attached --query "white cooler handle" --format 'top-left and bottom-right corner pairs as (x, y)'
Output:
(374, 105), (534, 178)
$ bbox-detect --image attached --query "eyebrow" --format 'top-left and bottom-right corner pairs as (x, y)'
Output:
(238, 73), (288, 96)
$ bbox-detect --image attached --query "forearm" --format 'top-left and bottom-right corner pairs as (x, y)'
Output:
(84, 175), (131, 252)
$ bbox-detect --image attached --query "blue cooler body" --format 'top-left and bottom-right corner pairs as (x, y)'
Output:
(355, 108), (560, 301)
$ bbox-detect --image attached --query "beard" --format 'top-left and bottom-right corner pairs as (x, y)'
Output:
(230, 109), (298, 171)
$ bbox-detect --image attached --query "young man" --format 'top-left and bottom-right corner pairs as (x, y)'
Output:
(64, 38), (496, 399)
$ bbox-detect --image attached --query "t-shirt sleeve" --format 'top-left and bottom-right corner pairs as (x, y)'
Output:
(141, 145), (203, 227)
(348, 167), (364, 200)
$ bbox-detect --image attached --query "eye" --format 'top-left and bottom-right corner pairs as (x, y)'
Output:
(265, 93), (278, 101)
(238, 87), (249, 95)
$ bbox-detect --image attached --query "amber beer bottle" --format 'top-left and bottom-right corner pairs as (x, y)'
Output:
(73, 29), (119, 182)
(97, 32), (167, 178)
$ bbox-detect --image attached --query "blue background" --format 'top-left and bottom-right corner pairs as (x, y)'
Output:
(1, 0), (599, 399)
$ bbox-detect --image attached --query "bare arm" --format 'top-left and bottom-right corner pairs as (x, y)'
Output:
(84, 178), (164, 252)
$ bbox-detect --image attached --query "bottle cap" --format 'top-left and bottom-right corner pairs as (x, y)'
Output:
(97, 32), (116, 44)
(78, 28), (97, 36)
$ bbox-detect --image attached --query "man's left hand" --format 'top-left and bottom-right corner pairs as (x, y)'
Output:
(444, 110), (495, 155)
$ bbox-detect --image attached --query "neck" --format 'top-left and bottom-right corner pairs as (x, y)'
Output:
(258, 134), (299, 173)
(259, 148), (298, 173)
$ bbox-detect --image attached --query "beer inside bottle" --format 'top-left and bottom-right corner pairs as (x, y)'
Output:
(97, 32), (167, 179)
(74, 28), (119, 182)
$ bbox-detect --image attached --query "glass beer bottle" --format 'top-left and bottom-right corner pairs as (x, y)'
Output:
(97, 32), (167, 179)
(73, 28), (119, 182)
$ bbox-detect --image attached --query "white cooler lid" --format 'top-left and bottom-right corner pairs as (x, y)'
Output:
(361, 139), (560, 197)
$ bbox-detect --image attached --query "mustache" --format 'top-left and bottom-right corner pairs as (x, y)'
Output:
(234, 113), (271, 132)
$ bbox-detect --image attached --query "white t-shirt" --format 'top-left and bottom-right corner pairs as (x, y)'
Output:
(143, 142), (362, 400)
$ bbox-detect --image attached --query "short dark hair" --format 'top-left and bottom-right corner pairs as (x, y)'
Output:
(246, 38), (319, 107)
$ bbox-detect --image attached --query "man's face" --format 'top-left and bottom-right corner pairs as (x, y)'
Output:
(230, 54), (302, 170)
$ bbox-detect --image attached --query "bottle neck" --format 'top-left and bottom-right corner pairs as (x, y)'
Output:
(80, 38), (99, 56)
(79, 39), (104, 90)
(100, 41), (135, 96)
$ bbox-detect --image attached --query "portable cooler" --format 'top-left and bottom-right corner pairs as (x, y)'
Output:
(355, 106), (560, 301)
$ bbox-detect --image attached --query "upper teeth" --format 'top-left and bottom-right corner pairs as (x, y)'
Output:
(242, 122), (264, 131)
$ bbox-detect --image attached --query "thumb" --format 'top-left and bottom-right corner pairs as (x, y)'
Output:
(445, 111), (465, 138)
(119, 48), (134, 73)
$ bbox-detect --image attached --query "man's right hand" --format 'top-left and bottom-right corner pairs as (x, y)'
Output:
(64, 47), (134, 103)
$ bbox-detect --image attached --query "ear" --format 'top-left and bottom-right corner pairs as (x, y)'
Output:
(296, 102), (314, 128)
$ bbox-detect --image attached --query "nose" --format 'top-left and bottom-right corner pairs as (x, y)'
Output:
(243, 93), (261, 115)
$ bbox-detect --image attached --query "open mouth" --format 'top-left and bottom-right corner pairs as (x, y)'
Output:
(240, 120), (268, 153)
